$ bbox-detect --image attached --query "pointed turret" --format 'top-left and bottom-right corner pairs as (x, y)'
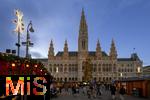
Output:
(109, 39), (117, 60)
(79, 8), (88, 34)
(48, 40), (54, 59)
(78, 8), (88, 57)
(96, 39), (102, 59)
(63, 39), (69, 59)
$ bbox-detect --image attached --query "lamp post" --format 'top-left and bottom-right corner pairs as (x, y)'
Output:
(22, 21), (34, 58)
(119, 72), (123, 88)
(13, 9), (24, 57)
(26, 21), (34, 58)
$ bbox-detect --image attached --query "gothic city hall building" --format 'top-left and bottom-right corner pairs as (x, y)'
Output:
(47, 9), (143, 83)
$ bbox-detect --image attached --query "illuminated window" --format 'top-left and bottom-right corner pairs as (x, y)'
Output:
(56, 67), (58, 73)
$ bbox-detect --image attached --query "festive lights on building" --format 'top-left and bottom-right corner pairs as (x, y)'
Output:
(0, 52), (50, 75)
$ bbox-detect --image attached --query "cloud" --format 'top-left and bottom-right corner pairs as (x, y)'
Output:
(30, 51), (43, 58)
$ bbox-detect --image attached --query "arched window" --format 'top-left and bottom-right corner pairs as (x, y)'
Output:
(93, 66), (96, 72)
(69, 67), (71, 72)
(103, 67), (105, 72)
(72, 67), (74, 72)
(75, 67), (78, 72)
(54, 67), (56, 72)
(75, 77), (78, 81)
(49, 68), (52, 72)
(118, 68), (121, 72)
(60, 67), (63, 72)
(69, 77), (71, 81)
(60, 78), (62, 81)
(98, 67), (101, 72)
(109, 67), (111, 71)
(82, 65), (84, 70)
(99, 77), (101, 81)
(64, 77), (67, 82)
(98, 64), (101, 67)
(64, 67), (67, 72)
(72, 78), (74, 81)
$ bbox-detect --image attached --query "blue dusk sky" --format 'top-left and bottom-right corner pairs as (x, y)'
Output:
(0, 0), (150, 66)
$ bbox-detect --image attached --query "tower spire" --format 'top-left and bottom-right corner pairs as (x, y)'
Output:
(79, 8), (87, 34)
(63, 39), (69, 59)
(109, 38), (117, 60)
(48, 39), (54, 59)
(78, 8), (88, 55)
(64, 39), (68, 52)
(96, 39), (102, 59)
(82, 7), (84, 16)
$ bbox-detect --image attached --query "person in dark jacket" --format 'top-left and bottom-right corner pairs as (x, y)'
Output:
(110, 84), (116, 100)
(119, 85), (126, 100)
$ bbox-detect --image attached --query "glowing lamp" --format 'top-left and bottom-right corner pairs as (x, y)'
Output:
(56, 67), (58, 73)
(137, 67), (141, 73)
(26, 64), (29, 67)
(34, 64), (37, 67)
(120, 73), (123, 77)
(12, 63), (16, 67)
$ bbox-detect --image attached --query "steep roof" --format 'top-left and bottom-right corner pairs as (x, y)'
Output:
(55, 51), (108, 57)
(88, 51), (108, 56)
(117, 58), (135, 61)
(143, 66), (150, 71)
(56, 51), (77, 56)
(35, 58), (48, 62)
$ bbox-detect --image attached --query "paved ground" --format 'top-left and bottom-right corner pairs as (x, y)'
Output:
(1, 89), (149, 100)
(51, 89), (149, 100)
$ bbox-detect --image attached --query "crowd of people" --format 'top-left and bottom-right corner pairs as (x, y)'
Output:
(110, 84), (126, 100)
(50, 82), (126, 100)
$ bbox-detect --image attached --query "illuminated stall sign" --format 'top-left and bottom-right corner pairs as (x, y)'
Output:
(0, 75), (50, 97)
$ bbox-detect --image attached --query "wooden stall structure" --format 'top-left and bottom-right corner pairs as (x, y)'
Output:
(115, 77), (150, 98)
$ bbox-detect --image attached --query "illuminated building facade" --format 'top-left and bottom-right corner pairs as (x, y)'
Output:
(47, 9), (143, 83)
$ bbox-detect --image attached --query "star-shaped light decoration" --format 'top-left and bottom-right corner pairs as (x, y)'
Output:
(13, 9), (24, 33)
